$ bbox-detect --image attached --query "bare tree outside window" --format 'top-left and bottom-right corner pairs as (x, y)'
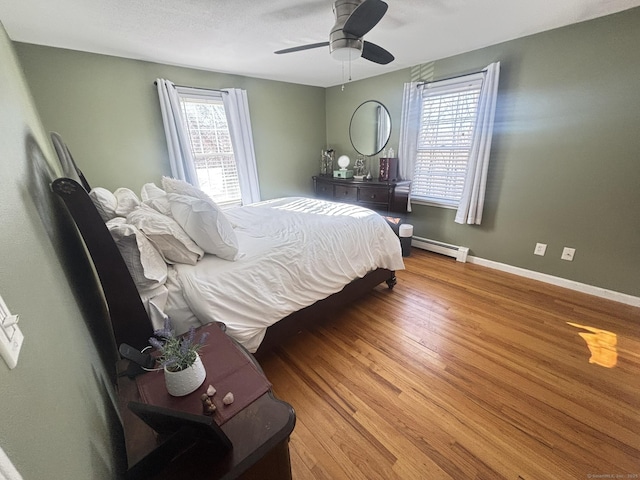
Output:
(179, 96), (241, 206)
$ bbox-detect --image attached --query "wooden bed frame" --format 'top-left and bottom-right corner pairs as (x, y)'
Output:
(50, 133), (396, 358)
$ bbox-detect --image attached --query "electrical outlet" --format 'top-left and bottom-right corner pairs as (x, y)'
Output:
(534, 243), (547, 256)
(561, 247), (576, 261)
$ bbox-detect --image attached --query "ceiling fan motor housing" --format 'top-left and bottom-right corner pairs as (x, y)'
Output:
(330, 0), (364, 60)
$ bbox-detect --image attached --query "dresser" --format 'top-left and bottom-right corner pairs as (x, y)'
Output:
(313, 176), (411, 213)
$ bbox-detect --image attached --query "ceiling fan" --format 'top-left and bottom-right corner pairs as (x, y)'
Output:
(275, 0), (394, 65)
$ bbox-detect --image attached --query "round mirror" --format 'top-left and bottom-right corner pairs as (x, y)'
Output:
(349, 100), (391, 156)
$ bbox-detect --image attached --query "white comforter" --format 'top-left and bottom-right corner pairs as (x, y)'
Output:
(163, 197), (405, 352)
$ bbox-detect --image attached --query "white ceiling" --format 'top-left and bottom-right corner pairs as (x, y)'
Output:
(1, 0), (639, 87)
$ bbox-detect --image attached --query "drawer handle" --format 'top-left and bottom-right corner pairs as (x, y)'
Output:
(369, 194), (376, 199)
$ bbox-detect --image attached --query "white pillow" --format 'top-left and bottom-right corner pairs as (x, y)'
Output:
(161, 176), (212, 202)
(167, 192), (240, 261)
(89, 187), (118, 222)
(141, 183), (172, 217)
(114, 188), (141, 217)
(126, 204), (204, 265)
(141, 182), (166, 201)
(144, 196), (172, 217)
(106, 218), (167, 292)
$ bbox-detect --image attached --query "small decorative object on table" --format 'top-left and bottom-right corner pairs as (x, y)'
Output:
(379, 157), (399, 181)
(353, 155), (366, 179)
(149, 319), (209, 397)
(201, 393), (217, 415)
(334, 155), (354, 178)
(201, 384), (218, 415)
(320, 149), (334, 176)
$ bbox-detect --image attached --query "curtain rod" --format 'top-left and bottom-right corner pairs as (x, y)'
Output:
(153, 80), (228, 94)
(417, 68), (486, 88)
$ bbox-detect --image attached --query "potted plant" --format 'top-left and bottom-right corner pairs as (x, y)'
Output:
(149, 319), (209, 397)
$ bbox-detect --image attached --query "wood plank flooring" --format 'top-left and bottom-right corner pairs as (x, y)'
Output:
(258, 248), (640, 480)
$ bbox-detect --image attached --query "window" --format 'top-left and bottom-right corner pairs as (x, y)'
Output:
(411, 74), (483, 207)
(177, 89), (241, 207)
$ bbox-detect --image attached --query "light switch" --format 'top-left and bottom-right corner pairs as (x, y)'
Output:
(0, 444), (24, 479)
(0, 295), (23, 369)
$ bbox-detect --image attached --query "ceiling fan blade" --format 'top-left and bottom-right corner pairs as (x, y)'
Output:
(343, 0), (388, 38)
(362, 41), (394, 65)
(275, 42), (330, 55)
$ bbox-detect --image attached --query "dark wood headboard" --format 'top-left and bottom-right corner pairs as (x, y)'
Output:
(50, 133), (153, 350)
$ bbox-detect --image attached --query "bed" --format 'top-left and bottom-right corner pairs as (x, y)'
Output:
(50, 133), (404, 356)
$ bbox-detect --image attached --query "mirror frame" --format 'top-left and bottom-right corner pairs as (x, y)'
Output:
(349, 100), (391, 156)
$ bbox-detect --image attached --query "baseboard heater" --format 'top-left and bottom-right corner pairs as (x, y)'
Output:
(411, 236), (469, 263)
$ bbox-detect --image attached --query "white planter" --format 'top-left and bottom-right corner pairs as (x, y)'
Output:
(164, 354), (206, 396)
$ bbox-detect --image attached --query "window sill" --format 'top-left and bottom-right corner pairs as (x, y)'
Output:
(411, 198), (458, 210)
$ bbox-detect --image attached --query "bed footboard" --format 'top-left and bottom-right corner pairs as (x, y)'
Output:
(254, 268), (395, 357)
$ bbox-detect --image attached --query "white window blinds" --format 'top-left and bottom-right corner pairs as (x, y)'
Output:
(411, 75), (483, 206)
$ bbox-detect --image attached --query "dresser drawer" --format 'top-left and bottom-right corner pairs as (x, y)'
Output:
(312, 176), (411, 213)
(315, 181), (333, 199)
(358, 186), (390, 206)
(334, 185), (358, 202)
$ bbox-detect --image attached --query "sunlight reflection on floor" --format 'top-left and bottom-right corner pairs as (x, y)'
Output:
(567, 322), (618, 368)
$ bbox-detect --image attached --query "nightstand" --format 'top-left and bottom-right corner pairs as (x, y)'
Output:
(117, 323), (295, 479)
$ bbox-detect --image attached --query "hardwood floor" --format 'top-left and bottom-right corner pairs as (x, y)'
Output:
(259, 248), (640, 480)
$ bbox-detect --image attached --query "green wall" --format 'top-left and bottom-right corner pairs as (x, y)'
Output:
(327, 8), (640, 297)
(3, 7), (637, 478)
(0, 23), (120, 478)
(15, 44), (327, 200)
(12, 8), (640, 299)
(326, 68), (409, 183)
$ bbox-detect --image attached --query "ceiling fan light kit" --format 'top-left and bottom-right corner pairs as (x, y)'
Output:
(330, 40), (362, 61)
(275, 0), (393, 66)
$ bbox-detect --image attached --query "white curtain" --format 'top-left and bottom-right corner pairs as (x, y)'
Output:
(155, 78), (198, 185)
(455, 62), (501, 225)
(397, 81), (421, 212)
(222, 89), (261, 205)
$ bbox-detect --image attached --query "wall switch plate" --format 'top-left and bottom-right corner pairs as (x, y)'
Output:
(534, 243), (547, 256)
(561, 247), (576, 261)
(0, 445), (23, 479)
(0, 295), (23, 369)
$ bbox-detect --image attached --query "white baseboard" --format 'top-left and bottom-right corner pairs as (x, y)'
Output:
(410, 238), (640, 307)
(467, 256), (640, 308)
